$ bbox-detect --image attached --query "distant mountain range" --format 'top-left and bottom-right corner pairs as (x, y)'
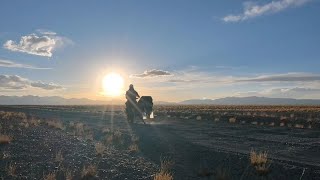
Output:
(0, 95), (320, 105)
(0, 95), (112, 105)
(179, 96), (320, 105)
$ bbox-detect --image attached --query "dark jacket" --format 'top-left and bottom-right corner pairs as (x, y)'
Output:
(125, 88), (140, 103)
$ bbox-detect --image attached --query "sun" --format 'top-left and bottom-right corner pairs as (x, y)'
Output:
(102, 73), (124, 97)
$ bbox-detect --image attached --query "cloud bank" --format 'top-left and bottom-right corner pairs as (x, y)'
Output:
(237, 73), (320, 82)
(3, 30), (71, 57)
(0, 59), (50, 69)
(130, 69), (172, 78)
(222, 0), (311, 22)
(0, 75), (62, 90)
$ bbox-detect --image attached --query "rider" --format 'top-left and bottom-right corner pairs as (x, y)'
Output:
(125, 84), (140, 122)
(125, 84), (140, 106)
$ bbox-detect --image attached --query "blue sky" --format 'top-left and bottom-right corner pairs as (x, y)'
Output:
(0, 0), (320, 101)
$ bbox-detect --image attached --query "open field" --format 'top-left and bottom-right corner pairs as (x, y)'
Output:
(0, 105), (319, 179)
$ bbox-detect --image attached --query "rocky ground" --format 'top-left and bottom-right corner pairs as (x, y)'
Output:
(0, 105), (320, 180)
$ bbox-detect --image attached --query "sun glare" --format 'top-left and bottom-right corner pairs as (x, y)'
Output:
(102, 73), (124, 97)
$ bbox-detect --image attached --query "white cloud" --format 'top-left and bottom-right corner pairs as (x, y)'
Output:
(237, 72), (320, 82)
(0, 75), (62, 90)
(0, 59), (50, 69)
(222, 0), (311, 22)
(3, 31), (71, 57)
(30, 81), (62, 90)
(237, 87), (320, 99)
(130, 69), (173, 78)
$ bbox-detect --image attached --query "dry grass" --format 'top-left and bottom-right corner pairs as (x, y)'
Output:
(0, 134), (12, 144)
(55, 150), (64, 162)
(215, 168), (231, 180)
(101, 127), (111, 134)
(29, 118), (40, 126)
(250, 150), (270, 175)
(85, 133), (94, 141)
(250, 150), (268, 166)
(75, 123), (84, 136)
(95, 142), (106, 156)
(153, 156), (174, 180)
(1, 151), (10, 159)
(153, 171), (173, 180)
(128, 144), (139, 153)
(160, 157), (174, 173)
(81, 164), (97, 178)
(0, 111), (27, 121)
(7, 162), (16, 176)
(43, 172), (56, 180)
(47, 120), (64, 130)
(229, 117), (236, 123)
(65, 169), (73, 180)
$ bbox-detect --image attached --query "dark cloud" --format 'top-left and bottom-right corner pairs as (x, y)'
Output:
(130, 69), (172, 78)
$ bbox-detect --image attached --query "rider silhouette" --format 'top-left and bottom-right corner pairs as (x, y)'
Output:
(125, 84), (140, 123)
(125, 84), (140, 105)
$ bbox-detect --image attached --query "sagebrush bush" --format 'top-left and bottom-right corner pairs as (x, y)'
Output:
(82, 164), (97, 178)
(47, 120), (64, 130)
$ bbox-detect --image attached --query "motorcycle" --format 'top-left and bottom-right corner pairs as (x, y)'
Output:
(125, 96), (153, 124)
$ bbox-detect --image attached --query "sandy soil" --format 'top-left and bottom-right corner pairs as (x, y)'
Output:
(0, 105), (319, 180)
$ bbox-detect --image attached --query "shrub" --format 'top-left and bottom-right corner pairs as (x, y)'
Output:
(250, 150), (270, 176)
(128, 144), (139, 153)
(95, 142), (106, 156)
(47, 120), (64, 130)
(250, 150), (268, 166)
(81, 164), (97, 178)
(29, 118), (40, 126)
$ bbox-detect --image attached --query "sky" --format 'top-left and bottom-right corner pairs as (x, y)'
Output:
(0, 0), (320, 102)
